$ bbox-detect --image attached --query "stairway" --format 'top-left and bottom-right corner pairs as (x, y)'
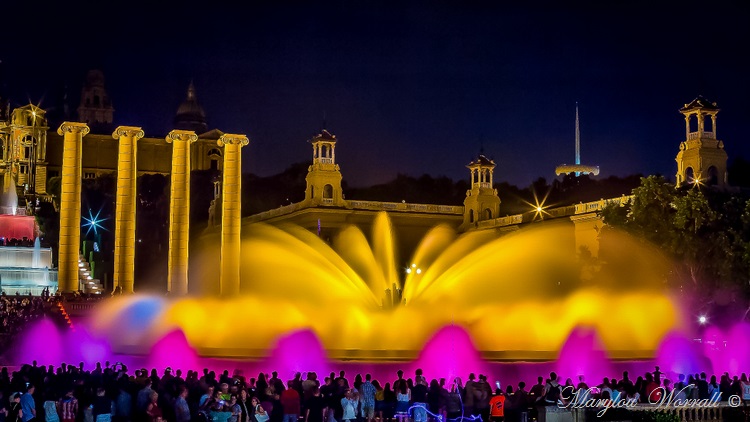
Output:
(78, 254), (104, 294)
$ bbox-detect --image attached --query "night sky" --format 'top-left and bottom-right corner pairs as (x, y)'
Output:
(2, 1), (749, 188)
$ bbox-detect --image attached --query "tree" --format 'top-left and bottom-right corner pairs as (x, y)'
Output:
(601, 175), (750, 324)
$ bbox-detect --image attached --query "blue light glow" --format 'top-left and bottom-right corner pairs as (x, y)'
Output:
(82, 208), (108, 236)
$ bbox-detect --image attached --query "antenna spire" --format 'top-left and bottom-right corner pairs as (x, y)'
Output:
(576, 101), (581, 165)
(555, 101), (599, 177)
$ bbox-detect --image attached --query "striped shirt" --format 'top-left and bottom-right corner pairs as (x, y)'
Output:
(59, 398), (78, 421)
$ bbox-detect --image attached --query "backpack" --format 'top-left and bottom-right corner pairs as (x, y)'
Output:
(545, 384), (561, 403)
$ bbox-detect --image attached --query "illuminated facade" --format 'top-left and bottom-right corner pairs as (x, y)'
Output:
(461, 154), (501, 229)
(304, 130), (345, 206)
(675, 96), (727, 186)
(0, 105), (50, 204)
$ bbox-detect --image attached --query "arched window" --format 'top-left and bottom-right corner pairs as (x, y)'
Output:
(707, 166), (719, 185)
(484, 208), (493, 220)
(94, 95), (100, 106)
(323, 184), (333, 199)
(685, 167), (695, 184)
(311, 186), (315, 199)
(469, 209), (475, 223)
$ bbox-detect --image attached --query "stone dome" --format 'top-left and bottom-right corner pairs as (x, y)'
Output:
(174, 81), (208, 133)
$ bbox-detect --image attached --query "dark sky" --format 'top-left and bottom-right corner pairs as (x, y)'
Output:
(2, 1), (749, 187)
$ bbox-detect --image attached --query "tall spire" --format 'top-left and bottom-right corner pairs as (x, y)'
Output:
(576, 101), (581, 166)
(555, 102), (599, 177)
(187, 80), (196, 100)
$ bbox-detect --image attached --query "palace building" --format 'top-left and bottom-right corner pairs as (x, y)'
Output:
(0, 68), (733, 294)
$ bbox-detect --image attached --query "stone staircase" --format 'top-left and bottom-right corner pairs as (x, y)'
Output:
(78, 254), (104, 294)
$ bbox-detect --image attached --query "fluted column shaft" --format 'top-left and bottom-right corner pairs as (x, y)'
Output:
(113, 126), (144, 294)
(166, 130), (197, 294)
(57, 122), (90, 292)
(218, 134), (249, 296)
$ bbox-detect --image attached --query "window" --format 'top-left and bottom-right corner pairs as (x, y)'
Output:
(20, 165), (27, 174)
(469, 209), (475, 223)
(323, 184), (333, 199)
(484, 208), (493, 220)
(48, 171), (59, 178)
(84, 172), (96, 179)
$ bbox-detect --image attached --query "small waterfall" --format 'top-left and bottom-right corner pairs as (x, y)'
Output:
(32, 237), (41, 268)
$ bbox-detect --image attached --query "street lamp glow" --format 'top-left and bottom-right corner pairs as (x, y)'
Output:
(699, 315), (707, 325)
(406, 268), (412, 274)
(416, 268), (422, 274)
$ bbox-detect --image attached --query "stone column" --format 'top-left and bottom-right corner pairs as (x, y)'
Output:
(57, 122), (90, 292)
(112, 126), (144, 294)
(711, 114), (717, 138)
(165, 130), (197, 294)
(218, 133), (249, 295)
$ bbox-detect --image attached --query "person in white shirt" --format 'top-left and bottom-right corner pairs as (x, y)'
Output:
(341, 390), (359, 422)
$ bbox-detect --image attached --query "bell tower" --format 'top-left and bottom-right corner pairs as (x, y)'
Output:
(676, 96), (727, 186)
(463, 154), (501, 226)
(304, 129), (344, 206)
(77, 70), (114, 132)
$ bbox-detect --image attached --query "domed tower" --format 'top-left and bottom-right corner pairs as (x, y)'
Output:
(463, 154), (500, 225)
(174, 81), (208, 134)
(676, 96), (727, 186)
(77, 70), (114, 131)
(304, 129), (344, 206)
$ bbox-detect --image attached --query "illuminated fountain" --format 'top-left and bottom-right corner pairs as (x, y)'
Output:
(79, 212), (684, 368)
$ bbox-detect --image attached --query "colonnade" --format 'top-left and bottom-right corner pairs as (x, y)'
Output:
(56, 122), (247, 295)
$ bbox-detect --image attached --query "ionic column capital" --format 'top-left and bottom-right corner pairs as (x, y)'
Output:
(218, 133), (250, 147)
(165, 130), (198, 144)
(112, 126), (145, 140)
(57, 122), (90, 136)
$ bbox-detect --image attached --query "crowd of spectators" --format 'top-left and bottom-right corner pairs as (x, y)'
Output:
(0, 363), (748, 422)
(0, 238), (37, 248)
(0, 295), (49, 336)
